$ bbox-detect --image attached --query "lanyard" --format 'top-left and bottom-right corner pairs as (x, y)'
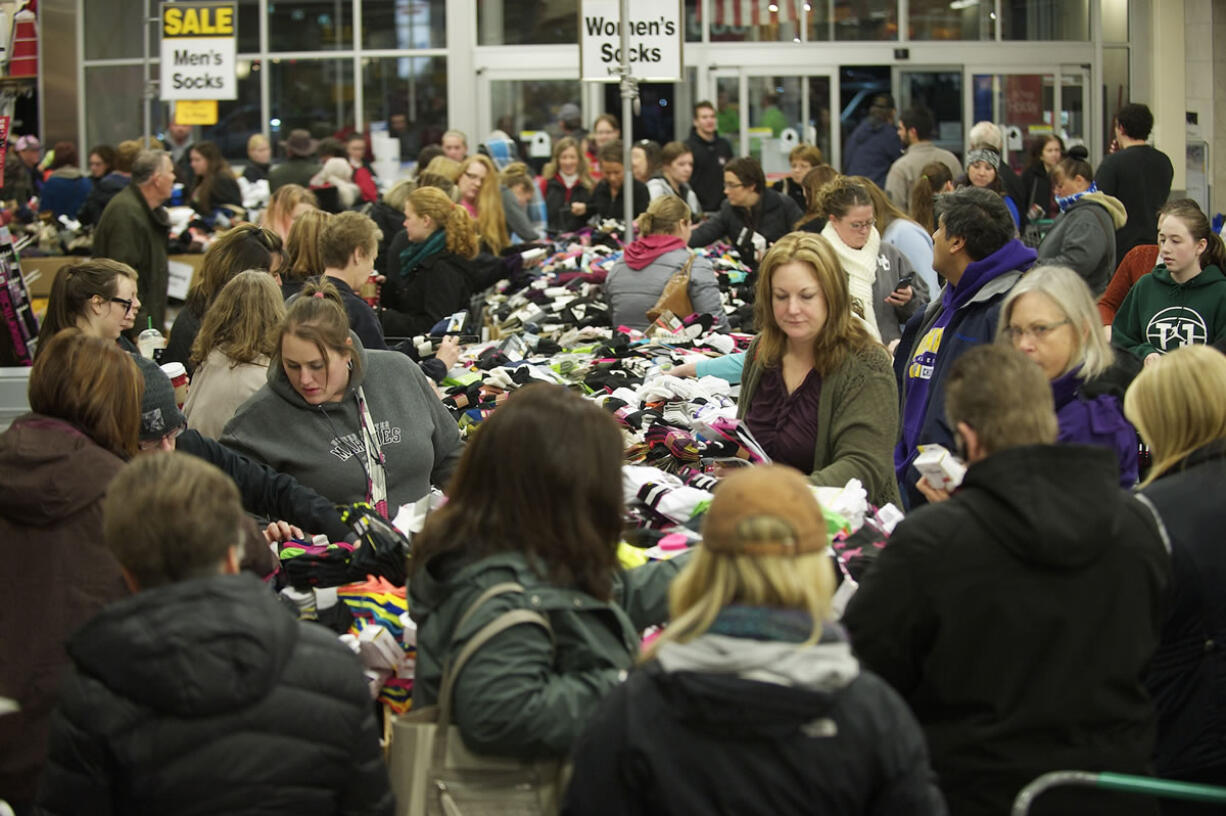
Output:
(355, 386), (389, 518)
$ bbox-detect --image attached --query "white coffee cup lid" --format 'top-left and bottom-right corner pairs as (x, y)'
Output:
(160, 362), (187, 379)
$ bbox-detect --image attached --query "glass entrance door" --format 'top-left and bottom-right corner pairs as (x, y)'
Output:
(895, 68), (964, 162)
(709, 68), (836, 175)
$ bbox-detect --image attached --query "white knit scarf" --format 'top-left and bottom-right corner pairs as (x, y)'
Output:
(821, 221), (882, 341)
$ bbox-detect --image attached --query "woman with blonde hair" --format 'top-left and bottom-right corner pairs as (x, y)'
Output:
(455, 154), (509, 253)
(542, 136), (594, 233)
(184, 271), (287, 438)
(423, 155), (462, 183)
(281, 208), (332, 299)
(1124, 344), (1226, 794)
(243, 133), (271, 183)
(260, 183), (318, 241)
(565, 465), (944, 814)
(380, 185), (480, 337)
(603, 195), (727, 331)
(163, 223), (279, 373)
(995, 265), (1137, 488)
(738, 232), (901, 507)
(0, 330), (142, 808)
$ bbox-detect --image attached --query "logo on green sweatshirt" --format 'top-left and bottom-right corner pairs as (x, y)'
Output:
(1146, 306), (1208, 351)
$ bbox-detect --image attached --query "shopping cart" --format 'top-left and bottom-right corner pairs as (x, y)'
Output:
(1012, 770), (1226, 814)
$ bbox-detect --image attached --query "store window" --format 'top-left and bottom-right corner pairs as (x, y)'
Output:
(909, 0), (994, 40)
(489, 79), (582, 171)
(363, 0), (446, 50)
(684, 0), (701, 41)
(84, 65), (165, 149)
(268, 0), (353, 51)
(268, 59), (355, 145)
(478, 0), (578, 45)
(84, 0), (149, 60)
(362, 57), (448, 158)
(705, 0), (804, 43)
(198, 67), (264, 163)
(808, 0), (899, 41)
(1002, 0), (1089, 41)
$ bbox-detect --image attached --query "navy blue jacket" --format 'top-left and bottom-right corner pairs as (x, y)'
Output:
(843, 117), (902, 189)
(1140, 440), (1226, 782)
(894, 240), (1035, 509)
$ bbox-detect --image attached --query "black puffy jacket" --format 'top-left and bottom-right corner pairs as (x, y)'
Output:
(35, 573), (393, 816)
(1141, 440), (1226, 783)
(380, 229), (479, 338)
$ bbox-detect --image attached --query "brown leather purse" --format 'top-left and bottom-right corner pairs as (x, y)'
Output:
(646, 253), (697, 323)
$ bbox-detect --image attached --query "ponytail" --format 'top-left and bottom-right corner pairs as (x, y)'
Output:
(408, 185), (479, 260)
(910, 162), (953, 233)
(635, 195), (689, 236)
(1159, 198), (1226, 271)
(37, 259), (137, 351)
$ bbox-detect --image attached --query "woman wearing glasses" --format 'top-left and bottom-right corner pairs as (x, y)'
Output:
(455, 154), (510, 254)
(36, 258), (142, 354)
(688, 157), (802, 262)
(816, 176), (927, 346)
(996, 264), (1137, 488)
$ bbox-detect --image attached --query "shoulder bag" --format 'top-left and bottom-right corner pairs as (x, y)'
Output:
(387, 582), (565, 816)
(646, 252), (698, 323)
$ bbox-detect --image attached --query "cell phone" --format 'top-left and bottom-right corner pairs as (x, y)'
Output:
(893, 273), (915, 292)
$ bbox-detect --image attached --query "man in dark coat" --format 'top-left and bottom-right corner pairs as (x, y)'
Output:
(270, 128), (323, 193)
(685, 100), (734, 213)
(93, 149), (174, 333)
(845, 344), (1169, 816)
(34, 452), (394, 816)
(843, 94), (902, 188)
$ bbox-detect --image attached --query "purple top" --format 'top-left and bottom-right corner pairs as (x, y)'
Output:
(1051, 367), (1139, 488)
(745, 366), (822, 473)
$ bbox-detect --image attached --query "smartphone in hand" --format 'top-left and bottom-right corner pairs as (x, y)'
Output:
(893, 273), (915, 292)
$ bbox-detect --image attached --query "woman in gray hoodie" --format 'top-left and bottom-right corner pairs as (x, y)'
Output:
(603, 195), (729, 332)
(1037, 148), (1127, 296)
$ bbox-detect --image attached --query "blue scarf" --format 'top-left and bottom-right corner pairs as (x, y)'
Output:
(708, 605), (847, 644)
(398, 228), (447, 277)
(1055, 180), (1098, 213)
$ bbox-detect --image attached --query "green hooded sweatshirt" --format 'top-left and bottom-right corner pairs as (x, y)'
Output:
(1111, 263), (1226, 359)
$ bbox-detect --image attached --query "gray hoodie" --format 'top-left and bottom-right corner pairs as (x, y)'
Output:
(1037, 191), (1128, 296)
(220, 332), (463, 510)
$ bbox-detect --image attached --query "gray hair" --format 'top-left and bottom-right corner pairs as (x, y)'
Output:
(132, 149), (169, 186)
(934, 186), (1014, 261)
(997, 265), (1114, 379)
(969, 120), (1003, 152)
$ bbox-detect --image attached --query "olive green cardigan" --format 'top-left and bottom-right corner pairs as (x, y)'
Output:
(737, 336), (903, 509)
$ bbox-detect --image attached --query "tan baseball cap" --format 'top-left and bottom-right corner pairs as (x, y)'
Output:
(701, 465), (828, 557)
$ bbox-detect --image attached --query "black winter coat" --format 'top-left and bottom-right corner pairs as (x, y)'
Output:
(589, 178), (649, 223)
(34, 573), (393, 816)
(1141, 440), (1226, 784)
(381, 230), (478, 337)
(78, 172), (129, 226)
(845, 444), (1169, 816)
(688, 188), (804, 250)
(684, 127), (734, 212)
(564, 647), (946, 815)
(544, 175), (593, 234)
(177, 428), (350, 543)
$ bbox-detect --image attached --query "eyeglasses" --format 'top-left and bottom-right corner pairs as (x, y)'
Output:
(1004, 319), (1071, 342)
(109, 296), (136, 315)
(462, 170), (484, 182)
(844, 217), (876, 231)
(138, 425), (184, 452)
(723, 180), (745, 190)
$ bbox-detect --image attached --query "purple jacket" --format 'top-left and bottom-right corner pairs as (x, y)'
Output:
(1052, 367), (1138, 488)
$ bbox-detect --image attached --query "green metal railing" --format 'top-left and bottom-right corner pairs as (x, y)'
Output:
(1013, 771), (1226, 815)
